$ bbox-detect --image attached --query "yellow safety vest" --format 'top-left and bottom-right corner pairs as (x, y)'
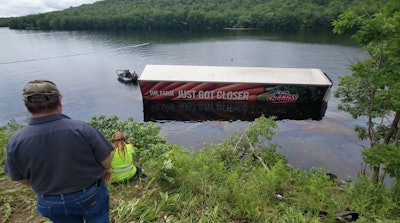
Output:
(110, 143), (137, 182)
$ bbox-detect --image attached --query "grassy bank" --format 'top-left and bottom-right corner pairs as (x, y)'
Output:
(1, 116), (399, 222)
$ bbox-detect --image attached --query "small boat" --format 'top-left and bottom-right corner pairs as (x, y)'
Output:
(116, 69), (138, 83)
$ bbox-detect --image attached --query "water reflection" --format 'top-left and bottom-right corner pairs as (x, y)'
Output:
(90, 29), (355, 45)
(144, 100), (327, 122)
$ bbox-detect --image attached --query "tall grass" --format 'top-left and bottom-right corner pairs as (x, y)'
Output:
(1, 116), (400, 222)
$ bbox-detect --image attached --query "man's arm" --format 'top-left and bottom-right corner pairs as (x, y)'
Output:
(101, 153), (113, 182)
(101, 153), (113, 170)
(4, 146), (30, 186)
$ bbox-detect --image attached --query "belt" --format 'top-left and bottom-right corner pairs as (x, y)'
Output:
(40, 178), (102, 198)
(92, 178), (102, 187)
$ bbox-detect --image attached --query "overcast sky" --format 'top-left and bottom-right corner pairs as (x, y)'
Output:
(0, 0), (101, 18)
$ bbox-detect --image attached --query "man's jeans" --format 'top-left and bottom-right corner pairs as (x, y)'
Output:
(37, 182), (110, 223)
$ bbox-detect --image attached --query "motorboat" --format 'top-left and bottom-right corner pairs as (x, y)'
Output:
(116, 69), (138, 83)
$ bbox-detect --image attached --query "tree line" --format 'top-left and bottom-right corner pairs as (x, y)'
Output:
(3, 0), (373, 31)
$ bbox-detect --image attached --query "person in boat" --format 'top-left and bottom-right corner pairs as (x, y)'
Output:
(124, 70), (132, 79)
(132, 70), (138, 78)
(110, 131), (146, 183)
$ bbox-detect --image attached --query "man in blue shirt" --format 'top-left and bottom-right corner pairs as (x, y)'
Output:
(4, 80), (114, 223)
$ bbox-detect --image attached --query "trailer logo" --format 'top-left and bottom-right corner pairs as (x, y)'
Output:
(266, 91), (298, 103)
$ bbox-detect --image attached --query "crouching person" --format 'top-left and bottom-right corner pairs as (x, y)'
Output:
(110, 131), (147, 183)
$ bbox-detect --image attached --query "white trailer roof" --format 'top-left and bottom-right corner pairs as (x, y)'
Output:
(139, 65), (332, 86)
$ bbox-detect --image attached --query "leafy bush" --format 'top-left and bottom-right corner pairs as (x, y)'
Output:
(88, 115), (170, 164)
(1, 116), (400, 222)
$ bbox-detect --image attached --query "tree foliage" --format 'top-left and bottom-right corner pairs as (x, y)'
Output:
(333, 0), (400, 183)
(6, 0), (373, 31)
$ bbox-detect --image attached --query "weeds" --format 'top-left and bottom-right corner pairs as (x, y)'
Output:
(1, 116), (400, 222)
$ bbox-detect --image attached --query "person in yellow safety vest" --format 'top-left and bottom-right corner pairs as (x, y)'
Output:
(110, 131), (146, 183)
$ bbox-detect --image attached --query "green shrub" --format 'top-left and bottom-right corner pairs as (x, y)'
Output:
(1, 116), (400, 222)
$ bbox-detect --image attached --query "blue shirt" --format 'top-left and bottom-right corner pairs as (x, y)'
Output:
(4, 114), (113, 195)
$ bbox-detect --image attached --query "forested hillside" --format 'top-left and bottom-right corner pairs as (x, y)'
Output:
(6, 0), (374, 31)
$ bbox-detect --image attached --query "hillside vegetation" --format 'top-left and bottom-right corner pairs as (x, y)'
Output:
(1, 116), (400, 222)
(5, 0), (373, 31)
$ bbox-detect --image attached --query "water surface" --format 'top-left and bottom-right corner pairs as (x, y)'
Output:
(0, 28), (369, 180)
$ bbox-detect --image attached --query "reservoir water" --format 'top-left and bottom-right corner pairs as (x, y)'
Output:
(0, 27), (369, 180)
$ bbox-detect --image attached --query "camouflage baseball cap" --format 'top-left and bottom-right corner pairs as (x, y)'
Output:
(23, 80), (60, 102)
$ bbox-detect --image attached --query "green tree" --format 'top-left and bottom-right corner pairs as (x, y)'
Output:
(6, 0), (369, 31)
(333, 0), (400, 183)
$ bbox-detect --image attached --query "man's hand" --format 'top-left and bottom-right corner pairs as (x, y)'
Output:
(103, 169), (112, 182)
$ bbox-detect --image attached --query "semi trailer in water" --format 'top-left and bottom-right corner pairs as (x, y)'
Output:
(138, 65), (332, 121)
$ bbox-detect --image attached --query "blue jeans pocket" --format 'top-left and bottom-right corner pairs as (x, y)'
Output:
(37, 203), (51, 217)
(37, 201), (66, 217)
(76, 186), (105, 214)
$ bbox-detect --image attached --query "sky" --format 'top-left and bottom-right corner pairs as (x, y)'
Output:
(0, 0), (101, 18)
